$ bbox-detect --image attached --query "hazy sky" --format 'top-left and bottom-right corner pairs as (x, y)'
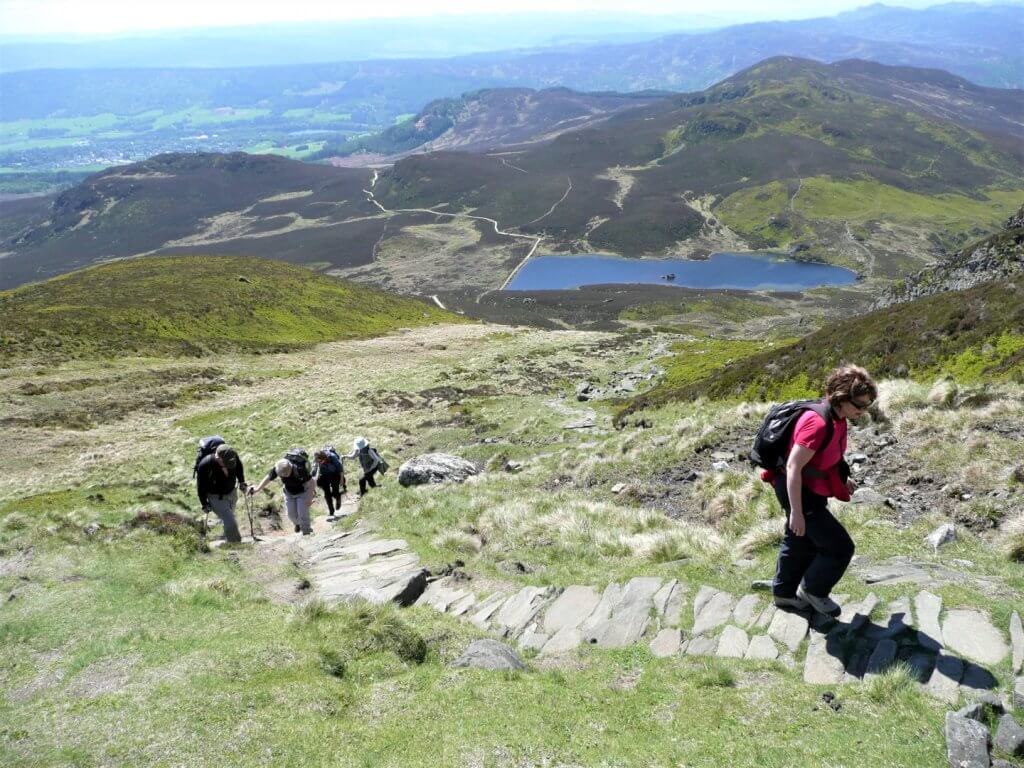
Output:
(2, 0), (940, 37)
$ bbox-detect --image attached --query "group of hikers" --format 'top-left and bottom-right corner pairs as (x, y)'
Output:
(194, 436), (388, 542)
(192, 363), (878, 620)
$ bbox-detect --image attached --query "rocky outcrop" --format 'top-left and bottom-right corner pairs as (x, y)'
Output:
(875, 204), (1024, 309)
(397, 453), (479, 487)
(452, 639), (526, 671)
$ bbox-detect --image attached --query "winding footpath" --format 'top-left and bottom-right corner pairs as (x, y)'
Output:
(362, 170), (545, 301)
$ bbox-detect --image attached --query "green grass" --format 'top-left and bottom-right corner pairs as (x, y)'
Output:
(2, 303), (1023, 765)
(631, 277), (1024, 408)
(716, 177), (1024, 251)
(242, 140), (328, 159)
(0, 255), (465, 361)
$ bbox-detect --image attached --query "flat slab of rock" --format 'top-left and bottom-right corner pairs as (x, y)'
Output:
(397, 453), (478, 487)
(864, 638), (898, 677)
(1016, 677), (1024, 709)
(862, 597), (913, 641)
(685, 635), (717, 656)
(914, 590), (944, 652)
(650, 629), (682, 658)
(944, 711), (991, 768)
(469, 593), (507, 629)
(745, 634), (779, 660)
(653, 579), (684, 626)
(542, 586), (601, 635)
(587, 577), (662, 648)
(803, 631), (846, 684)
(926, 651), (965, 703)
(768, 608), (809, 652)
(541, 627), (583, 656)
(943, 609), (1009, 665)
(693, 589), (736, 636)
(493, 586), (552, 635)
(452, 640), (526, 671)
(732, 594), (761, 628)
(716, 626), (749, 658)
(1010, 610), (1023, 675)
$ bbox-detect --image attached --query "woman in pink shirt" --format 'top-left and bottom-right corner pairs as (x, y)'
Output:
(770, 365), (878, 617)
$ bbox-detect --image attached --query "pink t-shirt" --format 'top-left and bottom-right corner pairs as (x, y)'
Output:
(789, 407), (848, 498)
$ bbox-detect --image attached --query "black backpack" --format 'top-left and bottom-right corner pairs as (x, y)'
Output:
(750, 400), (833, 471)
(193, 435), (225, 477)
(285, 449), (311, 484)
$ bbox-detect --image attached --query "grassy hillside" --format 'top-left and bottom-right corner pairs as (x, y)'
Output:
(2, 322), (1022, 767)
(0, 255), (463, 361)
(628, 278), (1024, 411)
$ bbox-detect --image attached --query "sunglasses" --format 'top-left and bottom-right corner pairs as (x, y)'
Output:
(849, 397), (874, 410)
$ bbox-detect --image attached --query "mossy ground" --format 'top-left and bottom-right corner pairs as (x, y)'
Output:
(2, 322), (1022, 767)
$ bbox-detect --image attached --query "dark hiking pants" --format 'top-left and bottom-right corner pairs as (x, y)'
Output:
(772, 476), (855, 599)
(358, 468), (379, 495)
(318, 476), (342, 514)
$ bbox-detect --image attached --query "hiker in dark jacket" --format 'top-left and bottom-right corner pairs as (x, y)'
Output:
(248, 450), (315, 535)
(313, 448), (345, 520)
(761, 364), (878, 617)
(196, 444), (246, 543)
(345, 437), (385, 497)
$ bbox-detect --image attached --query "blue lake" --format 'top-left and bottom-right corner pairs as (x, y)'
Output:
(504, 252), (857, 292)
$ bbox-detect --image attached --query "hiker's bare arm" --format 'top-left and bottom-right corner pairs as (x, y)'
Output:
(786, 444), (816, 536)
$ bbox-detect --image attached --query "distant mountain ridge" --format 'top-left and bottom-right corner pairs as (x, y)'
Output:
(2, 3), (1021, 124)
(320, 88), (666, 162)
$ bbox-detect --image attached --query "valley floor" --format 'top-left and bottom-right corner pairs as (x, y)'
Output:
(1, 323), (1022, 767)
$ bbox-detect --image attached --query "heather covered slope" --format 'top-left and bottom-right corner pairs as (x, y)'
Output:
(4, 59), (1023, 303)
(376, 58), (1024, 279)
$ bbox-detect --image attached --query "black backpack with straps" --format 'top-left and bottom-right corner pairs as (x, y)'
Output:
(750, 400), (834, 471)
(193, 435), (225, 477)
(284, 448), (311, 484)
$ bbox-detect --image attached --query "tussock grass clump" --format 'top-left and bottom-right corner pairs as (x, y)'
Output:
(693, 661), (736, 689)
(431, 529), (483, 555)
(734, 518), (784, 557)
(864, 663), (918, 704)
(999, 512), (1024, 562)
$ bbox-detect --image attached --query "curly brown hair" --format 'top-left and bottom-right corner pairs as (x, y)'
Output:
(824, 364), (878, 408)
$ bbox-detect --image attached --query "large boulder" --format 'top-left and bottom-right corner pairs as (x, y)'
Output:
(397, 453), (478, 487)
(945, 711), (991, 768)
(451, 639), (526, 671)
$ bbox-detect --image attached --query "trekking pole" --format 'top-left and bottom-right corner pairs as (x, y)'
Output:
(245, 492), (261, 542)
(201, 507), (211, 550)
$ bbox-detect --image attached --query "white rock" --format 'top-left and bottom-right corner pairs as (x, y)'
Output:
(542, 586), (601, 635)
(914, 590), (944, 652)
(611, 483), (627, 494)
(1010, 611), (1023, 675)
(732, 594), (761, 628)
(767, 609), (809, 652)
(943, 609), (1009, 666)
(716, 626), (749, 658)
(744, 634), (780, 660)
(925, 523), (956, 551)
(693, 590), (736, 636)
(649, 629), (682, 658)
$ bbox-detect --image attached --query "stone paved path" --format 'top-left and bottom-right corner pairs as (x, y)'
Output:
(277, 506), (1022, 707)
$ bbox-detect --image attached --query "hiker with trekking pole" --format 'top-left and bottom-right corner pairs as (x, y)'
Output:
(195, 442), (247, 544)
(751, 364), (878, 617)
(248, 448), (316, 536)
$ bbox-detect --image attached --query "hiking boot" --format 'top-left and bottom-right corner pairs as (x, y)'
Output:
(294, 524), (301, 534)
(773, 594), (810, 611)
(325, 515), (337, 523)
(797, 585), (841, 617)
